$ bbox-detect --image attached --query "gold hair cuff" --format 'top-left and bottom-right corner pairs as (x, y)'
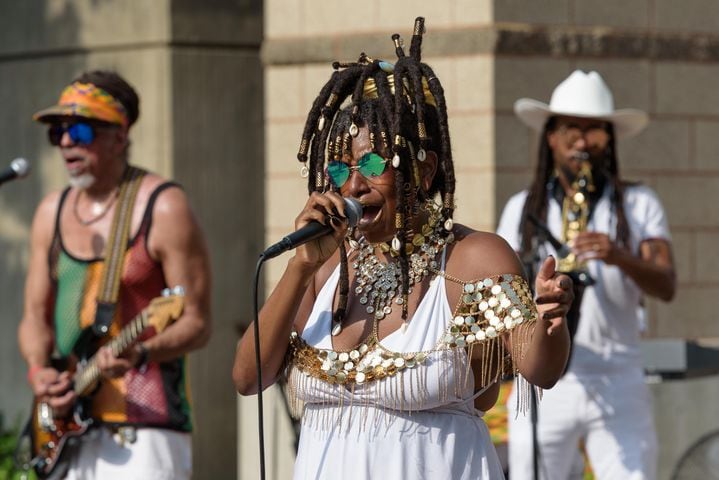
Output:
(363, 74), (437, 107)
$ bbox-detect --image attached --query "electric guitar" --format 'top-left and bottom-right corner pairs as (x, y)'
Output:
(19, 287), (185, 478)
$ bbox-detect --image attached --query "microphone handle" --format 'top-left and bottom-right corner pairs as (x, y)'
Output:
(0, 168), (17, 186)
(262, 221), (333, 260)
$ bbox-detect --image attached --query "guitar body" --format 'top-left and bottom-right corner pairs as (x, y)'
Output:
(16, 290), (184, 477)
(29, 398), (92, 478)
(28, 342), (96, 478)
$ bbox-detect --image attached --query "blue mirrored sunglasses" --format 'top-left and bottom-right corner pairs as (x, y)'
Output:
(47, 122), (96, 146)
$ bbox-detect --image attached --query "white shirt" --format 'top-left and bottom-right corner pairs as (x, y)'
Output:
(497, 184), (670, 375)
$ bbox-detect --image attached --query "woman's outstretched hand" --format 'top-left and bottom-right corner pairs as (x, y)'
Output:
(534, 256), (574, 336)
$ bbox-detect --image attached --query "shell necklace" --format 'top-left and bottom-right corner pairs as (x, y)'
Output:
(351, 213), (454, 323)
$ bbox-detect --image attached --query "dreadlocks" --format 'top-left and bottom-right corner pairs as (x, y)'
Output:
(519, 119), (631, 260)
(295, 17), (455, 324)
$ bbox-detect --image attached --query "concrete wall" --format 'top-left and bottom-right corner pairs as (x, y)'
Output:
(261, 1), (719, 479)
(0, 1), (263, 478)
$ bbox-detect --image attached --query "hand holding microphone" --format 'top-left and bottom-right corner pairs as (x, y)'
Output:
(262, 193), (362, 261)
(0, 158), (31, 186)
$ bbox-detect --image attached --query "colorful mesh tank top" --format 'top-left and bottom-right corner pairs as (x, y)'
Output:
(49, 183), (192, 431)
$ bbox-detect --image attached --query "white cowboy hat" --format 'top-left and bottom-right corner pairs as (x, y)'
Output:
(514, 70), (649, 138)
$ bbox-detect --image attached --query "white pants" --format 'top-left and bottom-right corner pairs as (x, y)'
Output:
(63, 427), (192, 480)
(507, 371), (657, 480)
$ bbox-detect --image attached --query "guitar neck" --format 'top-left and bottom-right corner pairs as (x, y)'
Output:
(73, 309), (150, 396)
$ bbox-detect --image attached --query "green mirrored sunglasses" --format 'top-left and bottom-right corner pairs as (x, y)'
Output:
(327, 153), (389, 188)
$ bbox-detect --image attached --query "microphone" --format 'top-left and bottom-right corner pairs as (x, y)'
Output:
(261, 197), (363, 260)
(0, 158), (31, 186)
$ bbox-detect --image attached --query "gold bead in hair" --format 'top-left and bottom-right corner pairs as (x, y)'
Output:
(298, 138), (309, 156)
(362, 74), (437, 107)
(444, 193), (454, 209)
(326, 93), (338, 108)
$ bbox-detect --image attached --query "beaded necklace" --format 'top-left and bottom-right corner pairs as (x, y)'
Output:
(334, 200), (454, 336)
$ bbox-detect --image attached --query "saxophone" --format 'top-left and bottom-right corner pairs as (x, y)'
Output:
(557, 155), (595, 274)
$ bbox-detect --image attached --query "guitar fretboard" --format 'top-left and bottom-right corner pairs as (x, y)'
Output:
(73, 309), (150, 396)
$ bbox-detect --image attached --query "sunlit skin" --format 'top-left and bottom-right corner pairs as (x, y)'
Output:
(547, 115), (676, 301)
(233, 125), (574, 409)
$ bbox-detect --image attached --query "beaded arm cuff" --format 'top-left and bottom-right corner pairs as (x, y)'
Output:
(443, 273), (537, 348)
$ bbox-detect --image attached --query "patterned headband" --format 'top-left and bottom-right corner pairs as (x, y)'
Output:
(33, 82), (129, 127)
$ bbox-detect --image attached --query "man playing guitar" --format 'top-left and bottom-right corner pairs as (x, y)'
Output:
(18, 70), (212, 479)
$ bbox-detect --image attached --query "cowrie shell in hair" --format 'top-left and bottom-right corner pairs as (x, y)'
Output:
(331, 322), (342, 336)
(392, 154), (400, 168)
(318, 116), (326, 132)
(349, 123), (359, 137)
(300, 163), (309, 178)
(392, 236), (401, 252)
(417, 148), (427, 162)
(444, 218), (454, 231)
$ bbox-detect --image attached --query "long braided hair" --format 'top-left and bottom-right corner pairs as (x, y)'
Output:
(519, 119), (631, 260)
(295, 17), (455, 325)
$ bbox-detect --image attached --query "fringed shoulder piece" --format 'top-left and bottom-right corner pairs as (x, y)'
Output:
(285, 273), (538, 422)
(439, 272), (539, 413)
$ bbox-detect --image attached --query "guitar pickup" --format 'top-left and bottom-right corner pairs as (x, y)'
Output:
(37, 402), (56, 431)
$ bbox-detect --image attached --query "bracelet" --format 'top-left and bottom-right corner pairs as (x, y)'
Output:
(134, 343), (149, 369)
(27, 364), (43, 383)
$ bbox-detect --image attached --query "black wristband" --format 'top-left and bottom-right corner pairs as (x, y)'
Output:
(135, 343), (149, 369)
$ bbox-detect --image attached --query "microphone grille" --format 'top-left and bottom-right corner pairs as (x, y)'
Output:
(10, 158), (30, 178)
(344, 198), (363, 228)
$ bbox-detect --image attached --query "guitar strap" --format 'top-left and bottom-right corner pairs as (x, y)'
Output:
(92, 165), (146, 337)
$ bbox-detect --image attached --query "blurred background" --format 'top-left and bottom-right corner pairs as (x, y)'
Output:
(1, 1), (718, 479)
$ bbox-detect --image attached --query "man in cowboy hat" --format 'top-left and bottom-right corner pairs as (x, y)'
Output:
(496, 70), (676, 479)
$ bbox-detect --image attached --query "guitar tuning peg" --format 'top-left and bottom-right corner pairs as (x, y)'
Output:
(161, 288), (171, 297)
(172, 285), (185, 296)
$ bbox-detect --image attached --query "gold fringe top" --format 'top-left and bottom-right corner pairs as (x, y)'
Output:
(286, 273), (537, 422)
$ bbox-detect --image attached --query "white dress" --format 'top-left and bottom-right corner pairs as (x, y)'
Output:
(288, 254), (507, 480)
